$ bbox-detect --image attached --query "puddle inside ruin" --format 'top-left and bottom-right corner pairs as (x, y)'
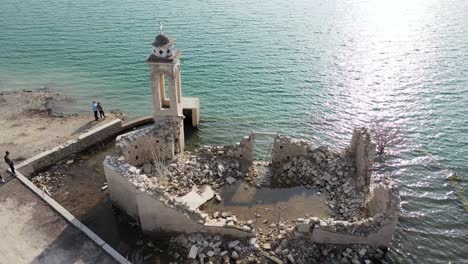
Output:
(203, 181), (332, 225)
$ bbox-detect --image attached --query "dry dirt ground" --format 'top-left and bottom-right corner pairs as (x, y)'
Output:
(0, 89), (123, 264)
(0, 88), (123, 171)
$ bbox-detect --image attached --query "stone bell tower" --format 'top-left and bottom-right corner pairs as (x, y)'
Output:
(147, 24), (185, 152)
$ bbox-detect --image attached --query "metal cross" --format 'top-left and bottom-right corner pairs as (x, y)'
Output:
(159, 21), (163, 35)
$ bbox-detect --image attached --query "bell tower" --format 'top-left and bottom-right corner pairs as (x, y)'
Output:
(147, 24), (185, 152)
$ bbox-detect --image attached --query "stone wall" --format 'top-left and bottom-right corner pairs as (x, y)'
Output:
(270, 136), (333, 168)
(103, 157), (139, 218)
(18, 119), (123, 176)
(308, 180), (400, 249)
(103, 156), (252, 238)
(136, 191), (204, 234)
(367, 183), (391, 216)
(347, 127), (376, 191)
(198, 135), (254, 164)
(271, 136), (311, 166)
(116, 118), (182, 167)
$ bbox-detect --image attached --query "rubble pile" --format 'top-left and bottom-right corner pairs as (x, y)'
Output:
(274, 153), (366, 221)
(146, 151), (248, 196)
(167, 233), (384, 264)
(31, 159), (74, 195)
(168, 234), (256, 264)
(207, 211), (255, 231)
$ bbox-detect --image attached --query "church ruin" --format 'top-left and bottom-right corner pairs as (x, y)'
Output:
(103, 28), (400, 262)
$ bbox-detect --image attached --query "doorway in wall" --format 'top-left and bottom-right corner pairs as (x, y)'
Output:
(252, 132), (277, 162)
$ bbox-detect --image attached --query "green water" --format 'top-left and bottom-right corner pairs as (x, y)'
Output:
(1, 0), (467, 262)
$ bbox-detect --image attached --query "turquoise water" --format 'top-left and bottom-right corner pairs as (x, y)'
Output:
(1, 0), (467, 262)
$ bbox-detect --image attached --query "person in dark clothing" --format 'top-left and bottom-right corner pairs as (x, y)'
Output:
(4, 151), (15, 175)
(92, 101), (99, 121)
(97, 102), (106, 119)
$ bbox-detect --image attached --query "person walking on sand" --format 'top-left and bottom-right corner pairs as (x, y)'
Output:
(97, 102), (106, 119)
(92, 101), (99, 121)
(4, 151), (15, 176)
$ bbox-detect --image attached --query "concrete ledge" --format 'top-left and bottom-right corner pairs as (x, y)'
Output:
(17, 119), (123, 176)
(311, 218), (398, 249)
(13, 171), (130, 263)
(122, 116), (154, 131)
(182, 97), (200, 128)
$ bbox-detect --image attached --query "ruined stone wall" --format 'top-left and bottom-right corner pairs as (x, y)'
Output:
(309, 179), (400, 249)
(348, 128), (376, 191)
(116, 118), (182, 167)
(199, 135), (254, 164)
(367, 183), (391, 216)
(270, 136), (335, 168)
(103, 157), (139, 218)
(18, 119), (123, 176)
(137, 191), (204, 234)
(271, 136), (311, 166)
(137, 191), (252, 237)
(103, 156), (253, 237)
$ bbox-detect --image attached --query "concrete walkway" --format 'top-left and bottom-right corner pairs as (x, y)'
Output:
(0, 177), (117, 264)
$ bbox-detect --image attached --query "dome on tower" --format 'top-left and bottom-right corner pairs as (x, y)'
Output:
(152, 34), (172, 48)
(147, 23), (181, 63)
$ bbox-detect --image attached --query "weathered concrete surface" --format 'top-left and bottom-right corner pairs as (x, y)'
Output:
(175, 185), (215, 210)
(181, 97), (200, 127)
(103, 159), (139, 218)
(0, 178), (116, 264)
(17, 119), (123, 177)
(348, 127), (376, 191)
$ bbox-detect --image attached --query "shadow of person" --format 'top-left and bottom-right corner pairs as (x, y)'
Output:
(72, 120), (97, 135)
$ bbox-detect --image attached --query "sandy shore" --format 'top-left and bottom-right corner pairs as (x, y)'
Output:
(0, 88), (124, 174)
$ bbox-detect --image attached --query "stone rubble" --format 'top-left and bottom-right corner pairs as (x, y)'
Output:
(146, 151), (249, 196)
(168, 233), (385, 264)
(105, 128), (399, 263)
(273, 152), (366, 221)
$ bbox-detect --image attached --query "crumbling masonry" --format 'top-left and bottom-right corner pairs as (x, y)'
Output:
(104, 127), (399, 249)
(103, 28), (400, 263)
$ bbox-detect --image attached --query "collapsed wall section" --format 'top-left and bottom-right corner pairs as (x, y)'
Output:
(271, 136), (313, 166)
(198, 135), (254, 164)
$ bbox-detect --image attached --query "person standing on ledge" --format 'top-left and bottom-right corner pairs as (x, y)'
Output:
(97, 102), (106, 119)
(92, 101), (99, 121)
(4, 151), (15, 176)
